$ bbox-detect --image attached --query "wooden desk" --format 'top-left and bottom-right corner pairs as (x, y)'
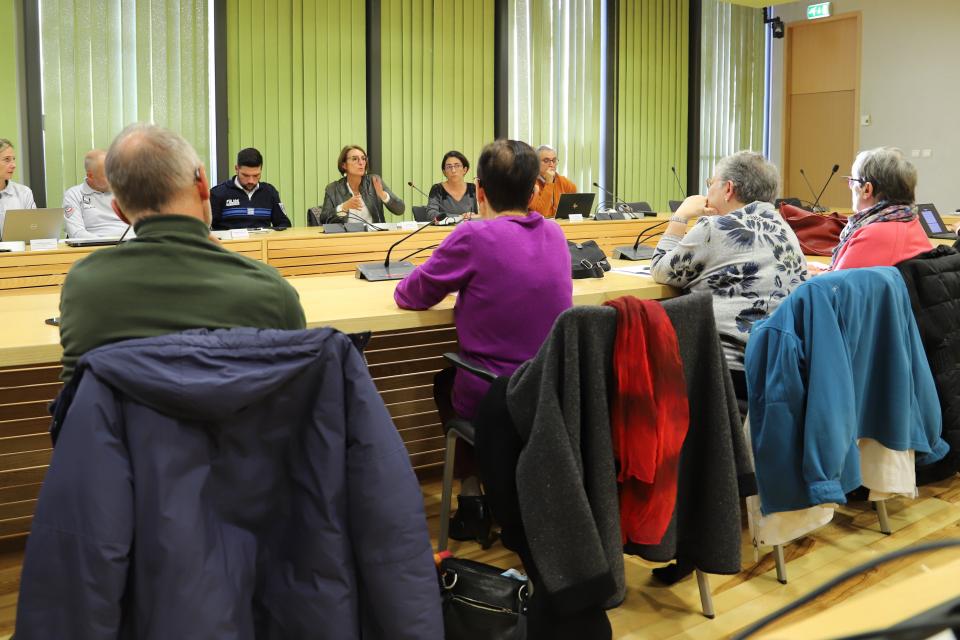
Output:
(0, 217), (671, 294)
(0, 264), (676, 538)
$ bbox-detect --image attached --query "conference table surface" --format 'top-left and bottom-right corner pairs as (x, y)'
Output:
(0, 260), (676, 369)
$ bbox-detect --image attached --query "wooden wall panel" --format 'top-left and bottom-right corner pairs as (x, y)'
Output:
(789, 16), (859, 95)
(0, 320), (459, 538)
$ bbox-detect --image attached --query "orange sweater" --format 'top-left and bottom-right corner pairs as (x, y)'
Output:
(528, 174), (577, 218)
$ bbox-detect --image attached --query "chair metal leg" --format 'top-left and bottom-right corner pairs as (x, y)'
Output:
(438, 432), (458, 552)
(695, 569), (715, 619)
(773, 545), (788, 584)
(875, 500), (892, 535)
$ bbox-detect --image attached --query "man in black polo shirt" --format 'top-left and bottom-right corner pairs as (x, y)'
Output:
(210, 147), (292, 230)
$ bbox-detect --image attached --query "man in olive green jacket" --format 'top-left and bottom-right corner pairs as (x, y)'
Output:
(59, 124), (306, 384)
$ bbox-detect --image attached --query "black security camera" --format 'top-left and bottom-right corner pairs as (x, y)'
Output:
(763, 9), (785, 39)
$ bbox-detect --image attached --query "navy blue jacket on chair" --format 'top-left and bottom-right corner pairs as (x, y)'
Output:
(15, 328), (442, 640)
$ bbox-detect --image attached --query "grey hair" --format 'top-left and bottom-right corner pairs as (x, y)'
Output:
(713, 151), (780, 204)
(536, 144), (556, 155)
(105, 124), (201, 219)
(0, 138), (13, 154)
(83, 149), (106, 174)
(852, 147), (916, 205)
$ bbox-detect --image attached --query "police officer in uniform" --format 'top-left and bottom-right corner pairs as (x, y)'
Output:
(210, 148), (291, 230)
(63, 149), (130, 238)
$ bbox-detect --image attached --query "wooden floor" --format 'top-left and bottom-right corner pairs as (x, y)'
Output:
(0, 473), (959, 638)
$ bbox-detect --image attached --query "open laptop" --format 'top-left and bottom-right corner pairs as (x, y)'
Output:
(554, 193), (596, 219)
(0, 208), (64, 242)
(916, 203), (957, 240)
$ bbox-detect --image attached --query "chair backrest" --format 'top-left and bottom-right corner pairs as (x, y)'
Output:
(621, 201), (654, 216)
(668, 200), (683, 213)
(412, 206), (431, 222)
(774, 197), (804, 210)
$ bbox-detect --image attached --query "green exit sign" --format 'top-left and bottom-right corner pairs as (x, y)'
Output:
(807, 2), (832, 19)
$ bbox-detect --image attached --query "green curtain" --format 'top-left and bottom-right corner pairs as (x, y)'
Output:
(700, 0), (766, 186)
(0, 0), (20, 182)
(40, 0), (209, 208)
(380, 0), (495, 220)
(615, 0), (689, 211)
(507, 0), (602, 195)
(226, 0), (366, 227)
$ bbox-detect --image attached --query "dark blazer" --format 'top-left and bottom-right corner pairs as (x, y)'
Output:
(16, 327), (442, 639)
(308, 175), (405, 225)
(897, 244), (960, 484)
(475, 295), (750, 611)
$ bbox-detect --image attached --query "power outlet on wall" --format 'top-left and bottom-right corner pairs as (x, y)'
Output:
(921, 149), (932, 158)
(860, 114), (871, 126)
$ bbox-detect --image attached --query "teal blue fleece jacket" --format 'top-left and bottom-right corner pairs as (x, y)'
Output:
(745, 267), (948, 515)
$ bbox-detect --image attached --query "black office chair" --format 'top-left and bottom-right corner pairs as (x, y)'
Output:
(621, 201), (655, 216)
(437, 352), (497, 553)
(668, 200), (683, 213)
(437, 330), (718, 617)
(412, 206), (432, 223)
(775, 197), (808, 211)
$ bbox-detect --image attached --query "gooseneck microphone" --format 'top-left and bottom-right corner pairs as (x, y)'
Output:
(398, 243), (440, 263)
(591, 182), (652, 219)
(799, 168), (820, 208)
(613, 220), (670, 260)
(812, 164), (840, 213)
(593, 181), (628, 215)
(408, 181), (431, 201)
(356, 213), (448, 281)
(339, 210), (386, 232)
(670, 166), (685, 198)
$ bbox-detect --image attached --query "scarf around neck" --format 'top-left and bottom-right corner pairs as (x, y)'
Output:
(831, 201), (916, 263)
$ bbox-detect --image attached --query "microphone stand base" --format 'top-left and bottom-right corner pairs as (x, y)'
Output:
(613, 246), (656, 261)
(356, 261), (416, 281)
(323, 223), (369, 234)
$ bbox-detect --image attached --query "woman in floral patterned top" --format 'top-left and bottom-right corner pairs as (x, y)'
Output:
(650, 151), (807, 396)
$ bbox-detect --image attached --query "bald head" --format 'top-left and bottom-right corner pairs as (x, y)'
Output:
(84, 150), (109, 192)
(105, 124), (207, 223)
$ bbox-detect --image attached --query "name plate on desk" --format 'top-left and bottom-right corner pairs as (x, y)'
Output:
(230, 229), (250, 239)
(399, 221), (420, 231)
(567, 214), (584, 223)
(0, 241), (26, 252)
(29, 238), (59, 251)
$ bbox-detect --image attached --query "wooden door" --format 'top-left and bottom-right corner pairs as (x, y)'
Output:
(783, 13), (861, 210)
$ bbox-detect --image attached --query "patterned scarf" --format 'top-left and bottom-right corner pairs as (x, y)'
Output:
(831, 201), (916, 263)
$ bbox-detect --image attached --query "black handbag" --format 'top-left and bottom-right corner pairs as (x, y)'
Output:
(440, 557), (530, 640)
(568, 240), (611, 279)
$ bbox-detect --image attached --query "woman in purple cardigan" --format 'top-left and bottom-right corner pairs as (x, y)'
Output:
(395, 139), (573, 544)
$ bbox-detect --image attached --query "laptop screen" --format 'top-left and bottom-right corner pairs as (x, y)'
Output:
(919, 205), (946, 233)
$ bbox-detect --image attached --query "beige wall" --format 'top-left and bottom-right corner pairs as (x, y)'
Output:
(770, 0), (960, 211)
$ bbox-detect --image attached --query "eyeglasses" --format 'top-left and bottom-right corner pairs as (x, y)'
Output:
(541, 158), (558, 165)
(705, 177), (721, 189)
(346, 155), (367, 164)
(443, 163), (464, 171)
(843, 175), (867, 187)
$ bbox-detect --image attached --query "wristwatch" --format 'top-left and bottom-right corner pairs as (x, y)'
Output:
(669, 215), (687, 224)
